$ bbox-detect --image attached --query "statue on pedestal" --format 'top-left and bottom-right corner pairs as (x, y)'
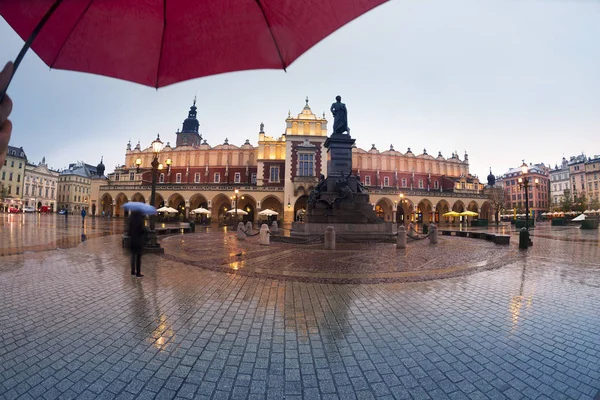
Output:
(330, 95), (348, 135)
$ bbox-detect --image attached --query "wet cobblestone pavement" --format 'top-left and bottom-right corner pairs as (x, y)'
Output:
(1, 220), (600, 399)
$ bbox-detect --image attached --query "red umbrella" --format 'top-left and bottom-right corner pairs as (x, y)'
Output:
(0, 0), (387, 98)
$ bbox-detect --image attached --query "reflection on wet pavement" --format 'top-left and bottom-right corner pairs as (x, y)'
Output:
(0, 220), (599, 399)
(0, 213), (125, 255)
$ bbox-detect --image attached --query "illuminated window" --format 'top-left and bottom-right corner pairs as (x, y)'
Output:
(383, 177), (389, 187)
(234, 172), (241, 183)
(214, 173), (220, 183)
(176, 173), (181, 183)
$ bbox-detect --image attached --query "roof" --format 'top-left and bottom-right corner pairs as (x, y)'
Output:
(6, 145), (27, 160)
(60, 166), (91, 178)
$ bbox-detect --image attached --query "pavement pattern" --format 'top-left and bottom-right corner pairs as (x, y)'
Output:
(1, 216), (599, 400)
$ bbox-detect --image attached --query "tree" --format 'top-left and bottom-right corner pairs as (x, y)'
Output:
(486, 186), (505, 225)
(560, 189), (573, 212)
(573, 193), (588, 213)
(590, 196), (600, 211)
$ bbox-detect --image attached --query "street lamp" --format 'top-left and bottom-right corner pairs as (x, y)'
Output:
(517, 160), (539, 249)
(234, 188), (239, 225)
(146, 134), (163, 251)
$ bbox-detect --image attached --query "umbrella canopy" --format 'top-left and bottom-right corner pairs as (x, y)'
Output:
(459, 211), (478, 217)
(157, 206), (178, 213)
(258, 209), (279, 216)
(443, 211), (460, 217)
(190, 207), (211, 215)
(226, 209), (248, 215)
(0, 0), (388, 92)
(572, 214), (586, 222)
(121, 201), (157, 215)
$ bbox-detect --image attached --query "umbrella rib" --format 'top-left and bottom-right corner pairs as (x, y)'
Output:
(254, 0), (287, 71)
(156, 0), (167, 89)
(49, 0), (95, 69)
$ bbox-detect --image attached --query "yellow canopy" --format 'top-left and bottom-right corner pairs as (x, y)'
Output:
(460, 211), (479, 217)
(443, 211), (461, 217)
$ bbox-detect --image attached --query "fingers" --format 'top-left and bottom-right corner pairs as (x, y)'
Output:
(0, 118), (13, 166)
(0, 92), (12, 124)
(0, 62), (14, 93)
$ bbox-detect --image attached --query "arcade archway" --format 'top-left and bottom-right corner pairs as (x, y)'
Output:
(115, 193), (128, 217)
(100, 193), (112, 216)
(237, 194), (257, 223)
(211, 194), (232, 223)
(131, 192), (145, 203)
(168, 193), (185, 215)
(294, 195), (308, 222)
(436, 200), (450, 224)
(375, 198), (394, 222)
(417, 199), (434, 223)
(260, 196), (283, 222)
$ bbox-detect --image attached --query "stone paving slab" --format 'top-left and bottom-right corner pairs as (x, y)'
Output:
(159, 233), (519, 283)
(0, 223), (599, 400)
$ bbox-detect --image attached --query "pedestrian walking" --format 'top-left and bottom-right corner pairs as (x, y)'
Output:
(128, 210), (146, 277)
(81, 208), (86, 223)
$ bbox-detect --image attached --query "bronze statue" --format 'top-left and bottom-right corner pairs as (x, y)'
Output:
(330, 95), (348, 135)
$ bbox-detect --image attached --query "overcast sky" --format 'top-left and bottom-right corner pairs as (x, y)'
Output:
(1, 0), (599, 179)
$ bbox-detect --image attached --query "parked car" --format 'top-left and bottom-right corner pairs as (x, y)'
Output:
(8, 207), (20, 213)
(23, 206), (36, 213)
(58, 209), (66, 215)
(40, 206), (51, 213)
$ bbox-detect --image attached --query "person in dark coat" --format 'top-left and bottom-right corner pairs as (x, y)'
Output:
(128, 210), (146, 277)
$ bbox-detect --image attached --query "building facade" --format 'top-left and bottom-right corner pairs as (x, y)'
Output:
(549, 157), (570, 210)
(585, 155), (600, 204)
(100, 99), (493, 223)
(0, 145), (27, 211)
(24, 157), (59, 211)
(498, 163), (550, 217)
(568, 154), (587, 197)
(57, 163), (94, 213)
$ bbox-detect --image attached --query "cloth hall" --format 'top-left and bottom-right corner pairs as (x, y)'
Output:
(100, 99), (492, 224)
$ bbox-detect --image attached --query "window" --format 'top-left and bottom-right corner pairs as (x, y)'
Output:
(176, 173), (181, 183)
(383, 177), (389, 187)
(17, 174), (20, 182)
(129, 172), (135, 181)
(214, 173), (220, 183)
(8, 186), (11, 194)
(10, 161), (14, 167)
(115, 174), (120, 181)
(365, 176), (371, 186)
(25, 184), (29, 195)
(1, 171), (4, 180)
(234, 172), (241, 183)
(269, 167), (279, 183)
(194, 173), (200, 183)
(418, 179), (424, 189)
(39, 187), (42, 196)
(18, 162), (22, 169)
(159, 173), (165, 183)
(16, 186), (19, 195)
(401, 178), (406, 187)
(9, 172), (13, 181)
(434, 180), (439, 189)
(45, 188), (49, 197)
(460, 182), (465, 189)
(51, 189), (54, 198)
(251, 173), (257, 184)
(298, 153), (315, 177)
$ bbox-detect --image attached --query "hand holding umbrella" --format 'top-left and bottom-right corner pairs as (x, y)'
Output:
(0, 62), (13, 167)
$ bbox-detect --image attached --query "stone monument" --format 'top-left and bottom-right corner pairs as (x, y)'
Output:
(291, 96), (396, 241)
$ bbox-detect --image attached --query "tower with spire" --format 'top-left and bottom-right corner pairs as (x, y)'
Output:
(176, 97), (202, 147)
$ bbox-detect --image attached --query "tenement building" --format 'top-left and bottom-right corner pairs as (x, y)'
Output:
(57, 160), (106, 214)
(0, 145), (27, 211)
(497, 162), (550, 218)
(24, 157), (59, 211)
(100, 99), (493, 223)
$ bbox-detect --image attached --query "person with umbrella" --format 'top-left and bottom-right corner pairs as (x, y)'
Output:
(128, 210), (147, 278)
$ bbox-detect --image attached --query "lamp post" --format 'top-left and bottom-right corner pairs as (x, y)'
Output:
(517, 160), (539, 249)
(147, 134), (164, 251)
(234, 188), (239, 224)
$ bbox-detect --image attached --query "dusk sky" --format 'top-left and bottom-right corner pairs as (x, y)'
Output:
(1, 0), (599, 179)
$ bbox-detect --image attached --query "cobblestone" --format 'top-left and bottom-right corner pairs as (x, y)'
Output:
(1, 217), (600, 399)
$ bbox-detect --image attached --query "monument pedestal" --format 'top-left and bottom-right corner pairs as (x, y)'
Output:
(291, 133), (396, 242)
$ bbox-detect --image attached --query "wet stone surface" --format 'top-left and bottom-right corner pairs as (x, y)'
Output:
(0, 220), (599, 400)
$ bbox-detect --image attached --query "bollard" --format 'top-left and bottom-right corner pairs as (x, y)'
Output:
(397, 225), (406, 249)
(429, 223), (438, 244)
(408, 222), (414, 234)
(237, 222), (246, 240)
(271, 221), (279, 234)
(519, 228), (529, 249)
(324, 226), (336, 250)
(246, 221), (253, 233)
(259, 224), (270, 246)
